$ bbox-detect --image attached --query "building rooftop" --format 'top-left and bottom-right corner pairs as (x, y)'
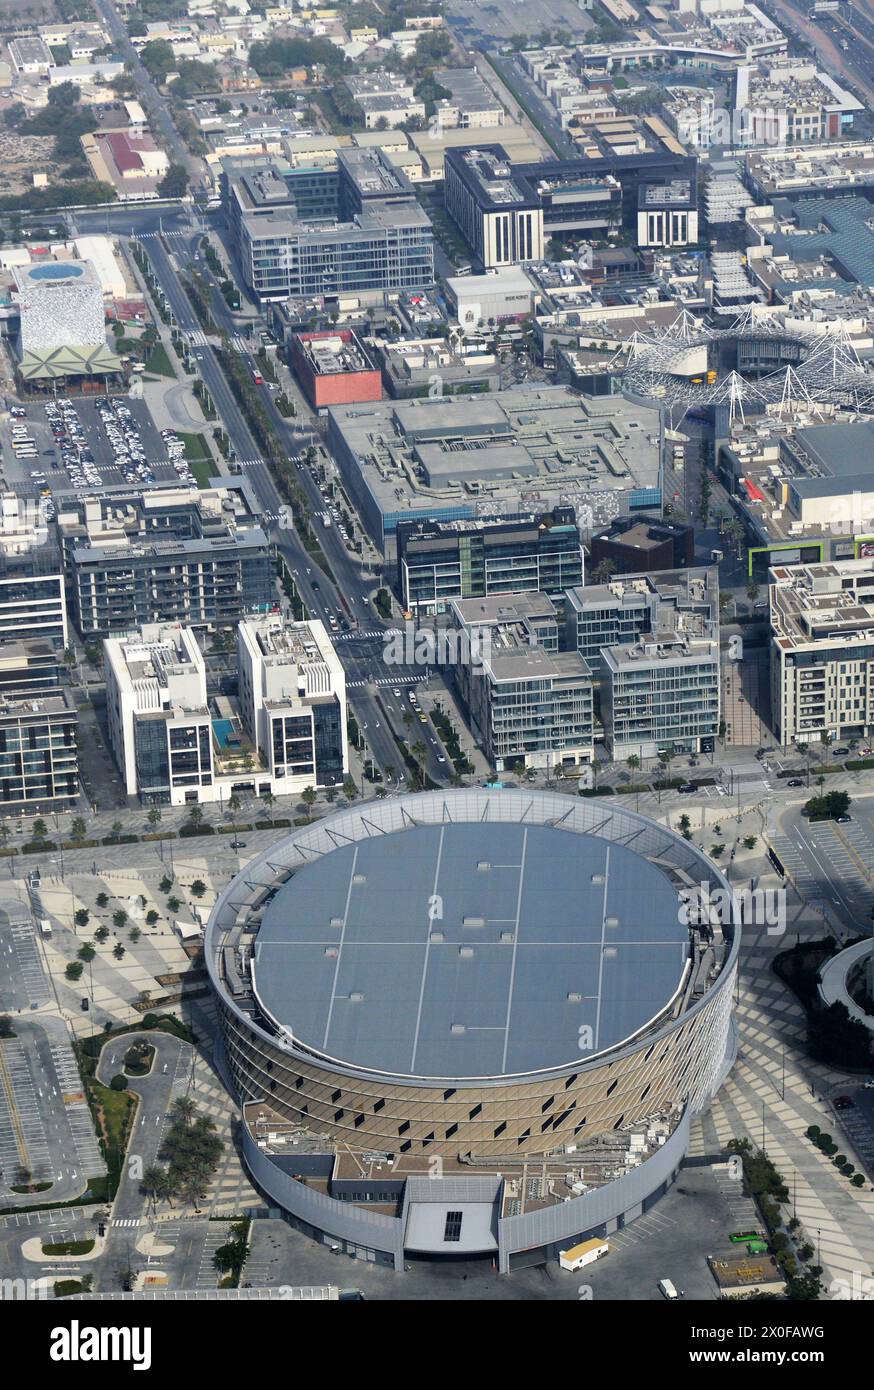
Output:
(330, 386), (663, 531)
(252, 822), (689, 1078)
(747, 139), (874, 197)
(770, 558), (874, 650)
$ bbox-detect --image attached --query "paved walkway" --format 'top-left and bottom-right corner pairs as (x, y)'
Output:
(690, 878), (874, 1293)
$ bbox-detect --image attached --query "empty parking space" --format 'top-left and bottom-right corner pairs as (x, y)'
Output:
(0, 1041), (51, 1184)
(0, 914), (51, 1012)
(195, 1223), (232, 1290)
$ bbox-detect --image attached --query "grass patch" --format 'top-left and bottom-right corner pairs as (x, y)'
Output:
(42, 1239), (95, 1257)
(145, 343), (176, 378)
(191, 456), (218, 487)
(0, 1175), (109, 1217)
(54, 1279), (91, 1298)
(10, 1181), (51, 1194)
(177, 431), (217, 488)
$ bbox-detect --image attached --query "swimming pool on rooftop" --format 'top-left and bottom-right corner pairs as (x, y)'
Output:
(27, 263), (85, 280)
(212, 718), (239, 749)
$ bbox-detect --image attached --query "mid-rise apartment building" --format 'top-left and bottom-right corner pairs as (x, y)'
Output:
(58, 485), (273, 637)
(396, 507), (583, 616)
(236, 616), (348, 793)
(0, 691), (78, 807)
(444, 143), (694, 269)
(565, 568), (717, 675)
(448, 593), (594, 771)
(601, 634), (720, 761)
(105, 618), (348, 805)
(0, 494), (67, 648)
(222, 147), (434, 301)
(105, 624), (215, 806)
(566, 568), (720, 758)
(770, 559), (874, 744)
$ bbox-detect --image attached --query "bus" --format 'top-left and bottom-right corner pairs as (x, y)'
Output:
(252, 368), (264, 386)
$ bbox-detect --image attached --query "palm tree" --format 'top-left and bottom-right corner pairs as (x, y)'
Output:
(261, 789), (275, 824)
(591, 558), (617, 585)
(626, 753), (640, 779)
(141, 1164), (165, 1214)
(171, 1096), (197, 1128)
(301, 786), (317, 821)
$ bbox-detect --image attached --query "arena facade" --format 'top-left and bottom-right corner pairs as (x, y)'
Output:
(206, 789), (739, 1271)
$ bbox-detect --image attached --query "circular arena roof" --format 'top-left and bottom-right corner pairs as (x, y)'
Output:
(208, 790), (739, 1086)
(253, 821), (688, 1079)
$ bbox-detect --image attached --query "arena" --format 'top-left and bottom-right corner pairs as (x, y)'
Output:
(206, 789), (740, 1271)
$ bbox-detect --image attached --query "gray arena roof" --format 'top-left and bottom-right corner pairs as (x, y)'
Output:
(252, 822), (688, 1079)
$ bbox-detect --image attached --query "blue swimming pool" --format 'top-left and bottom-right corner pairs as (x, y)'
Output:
(212, 718), (236, 748)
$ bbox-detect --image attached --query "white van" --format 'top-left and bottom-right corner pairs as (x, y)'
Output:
(658, 1278), (680, 1300)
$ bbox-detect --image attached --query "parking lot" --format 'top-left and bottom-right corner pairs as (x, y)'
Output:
(0, 1018), (106, 1200)
(0, 903), (51, 1013)
(1, 395), (195, 499)
(832, 1086), (874, 1181)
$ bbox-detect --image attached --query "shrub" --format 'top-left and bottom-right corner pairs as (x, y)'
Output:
(852, 1173), (865, 1187)
(109, 1074), (128, 1091)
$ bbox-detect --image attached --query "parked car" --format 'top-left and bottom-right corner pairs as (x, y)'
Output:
(787, 778), (804, 788)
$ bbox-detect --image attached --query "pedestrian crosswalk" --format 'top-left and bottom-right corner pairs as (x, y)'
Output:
(230, 335), (250, 353)
(187, 329), (209, 348)
(346, 672), (420, 689)
(112, 1217), (141, 1228)
(331, 628), (383, 642)
(767, 834), (817, 899)
(235, 458), (265, 471)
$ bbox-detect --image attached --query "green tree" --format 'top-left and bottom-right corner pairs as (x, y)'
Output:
(147, 807), (162, 829)
(157, 163), (189, 199)
(74, 908), (90, 928)
(190, 880), (207, 898)
(96, 891), (109, 908)
(94, 925), (109, 944)
(65, 961), (84, 981)
(32, 818), (48, 841)
(77, 944), (95, 962)
(140, 39), (176, 81)
(146, 909), (159, 926)
(113, 909), (128, 930)
(591, 558), (617, 584)
(70, 816), (87, 843)
(300, 786), (317, 821)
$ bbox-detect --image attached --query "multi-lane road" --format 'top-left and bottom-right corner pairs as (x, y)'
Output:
(66, 203), (451, 788)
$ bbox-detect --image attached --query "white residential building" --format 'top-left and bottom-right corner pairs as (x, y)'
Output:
(770, 559), (874, 745)
(104, 624), (215, 805)
(236, 616), (348, 793)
